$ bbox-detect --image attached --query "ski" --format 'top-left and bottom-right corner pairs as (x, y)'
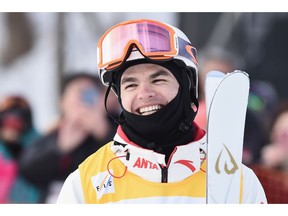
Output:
(205, 70), (250, 203)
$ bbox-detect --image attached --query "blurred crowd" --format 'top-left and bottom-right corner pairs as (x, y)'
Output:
(0, 72), (119, 203)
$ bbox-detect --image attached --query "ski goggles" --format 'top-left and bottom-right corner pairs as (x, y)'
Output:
(97, 19), (181, 71)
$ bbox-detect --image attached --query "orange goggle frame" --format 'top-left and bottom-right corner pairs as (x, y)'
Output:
(97, 19), (179, 71)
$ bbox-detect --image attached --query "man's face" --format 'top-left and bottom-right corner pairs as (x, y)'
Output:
(0, 113), (25, 142)
(120, 63), (179, 116)
(62, 79), (98, 108)
(61, 78), (104, 121)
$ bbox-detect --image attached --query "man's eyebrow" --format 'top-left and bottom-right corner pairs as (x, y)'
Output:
(121, 76), (137, 85)
(150, 70), (172, 79)
(121, 70), (172, 85)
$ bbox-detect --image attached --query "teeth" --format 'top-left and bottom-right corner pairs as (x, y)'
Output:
(139, 105), (161, 115)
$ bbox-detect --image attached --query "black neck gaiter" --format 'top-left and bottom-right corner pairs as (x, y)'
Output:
(120, 84), (195, 158)
(113, 60), (197, 158)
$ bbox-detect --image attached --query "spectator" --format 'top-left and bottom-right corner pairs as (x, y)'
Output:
(248, 80), (280, 136)
(260, 101), (288, 170)
(243, 109), (267, 165)
(0, 95), (41, 203)
(251, 101), (288, 203)
(19, 72), (118, 203)
(195, 46), (242, 129)
(195, 46), (267, 166)
(243, 80), (280, 165)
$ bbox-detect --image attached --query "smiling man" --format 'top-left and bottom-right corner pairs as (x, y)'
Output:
(120, 64), (179, 116)
(57, 19), (267, 204)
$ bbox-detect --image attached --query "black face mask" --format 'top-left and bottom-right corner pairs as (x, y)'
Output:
(117, 61), (197, 157)
(122, 87), (182, 137)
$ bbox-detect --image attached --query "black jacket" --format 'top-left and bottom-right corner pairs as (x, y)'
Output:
(18, 118), (117, 202)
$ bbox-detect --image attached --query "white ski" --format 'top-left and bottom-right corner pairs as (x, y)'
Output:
(205, 70), (250, 203)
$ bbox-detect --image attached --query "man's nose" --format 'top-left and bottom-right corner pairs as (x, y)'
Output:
(137, 84), (155, 100)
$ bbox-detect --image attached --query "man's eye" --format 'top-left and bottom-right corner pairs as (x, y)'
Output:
(153, 79), (166, 83)
(124, 84), (137, 90)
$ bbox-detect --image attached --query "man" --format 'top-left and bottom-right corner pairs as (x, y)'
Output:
(195, 46), (239, 129)
(57, 19), (267, 204)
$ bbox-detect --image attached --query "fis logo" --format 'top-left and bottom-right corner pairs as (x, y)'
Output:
(91, 170), (115, 199)
(133, 157), (159, 170)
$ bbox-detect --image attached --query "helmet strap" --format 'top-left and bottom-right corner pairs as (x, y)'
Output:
(104, 82), (124, 125)
(179, 94), (198, 133)
(178, 70), (199, 133)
